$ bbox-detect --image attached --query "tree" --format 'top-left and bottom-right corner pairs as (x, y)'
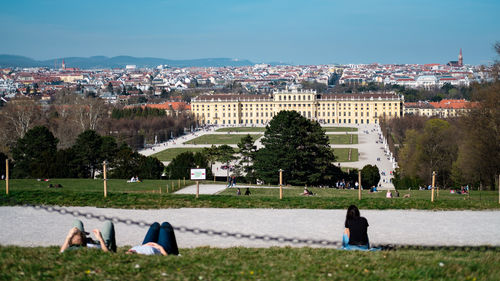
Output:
(361, 165), (380, 188)
(109, 143), (164, 179)
(416, 119), (458, 187)
(165, 151), (211, 180)
(0, 152), (8, 178)
(235, 134), (257, 183)
(0, 98), (42, 145)
(11, 126), (58, 178)
(72, 130), (103, 178)
(254, 111), (338, 186)
(453, 81), (500, 189)
(216, 145), (236, 183)
(202, 145), (219, 174)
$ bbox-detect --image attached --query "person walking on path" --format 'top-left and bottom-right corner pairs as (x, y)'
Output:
(127, 222), (179, 256)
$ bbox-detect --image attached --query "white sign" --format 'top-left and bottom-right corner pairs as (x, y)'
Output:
(190, 168), (206, 180)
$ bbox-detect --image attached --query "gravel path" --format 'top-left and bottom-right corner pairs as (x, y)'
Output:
(1, 206), (499, 248)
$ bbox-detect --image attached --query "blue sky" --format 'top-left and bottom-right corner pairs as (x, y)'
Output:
(0, 0), (498, 65)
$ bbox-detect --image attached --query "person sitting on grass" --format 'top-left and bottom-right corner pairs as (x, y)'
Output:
(127, 222), (179, 256)
(60, 220), (116, 253)
(342, 205), (371, 251)
(302, 187), (314, 196)
(244, 188), (251, 196)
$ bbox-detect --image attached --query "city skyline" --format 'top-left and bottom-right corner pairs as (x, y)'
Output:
(0, 0), (499, 65)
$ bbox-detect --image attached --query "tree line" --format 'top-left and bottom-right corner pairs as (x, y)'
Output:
(7, 126), (163, 179)
(332, 82), (473, 102)
(381, 81), (499, 190)
(0, 90), (195, 152)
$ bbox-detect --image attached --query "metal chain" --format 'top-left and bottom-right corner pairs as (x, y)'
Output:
(2, 197), (499, 251)
(26, 203), (342, 247)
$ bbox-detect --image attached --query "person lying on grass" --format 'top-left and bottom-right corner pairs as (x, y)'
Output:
(60, 220), (116, 253)
(127, 222), (179, 256)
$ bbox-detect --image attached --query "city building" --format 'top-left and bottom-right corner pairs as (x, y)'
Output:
(404, 99), (476, 117)
(191, 89), (404, 126)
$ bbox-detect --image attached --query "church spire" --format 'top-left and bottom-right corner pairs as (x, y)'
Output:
(458, 48), (463, 66)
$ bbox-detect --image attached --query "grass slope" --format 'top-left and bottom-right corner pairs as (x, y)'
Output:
(1, 180), (498, 210)
(0, 246), (497, 280)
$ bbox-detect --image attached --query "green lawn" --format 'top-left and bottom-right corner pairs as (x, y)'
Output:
(329, 134), (358, 144)
(323, 127), (358, 132)
(333, 148), (359, 162)
(1, 246), (498, 280)
(1, 179), (498, 210)
(151, 147), (206, 161)
(216, 127), (266, 132)
(1, 178), (192, 194)
(183, 134), (262, 145)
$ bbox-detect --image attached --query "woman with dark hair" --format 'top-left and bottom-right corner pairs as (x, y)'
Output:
(342, 205), (370, 250)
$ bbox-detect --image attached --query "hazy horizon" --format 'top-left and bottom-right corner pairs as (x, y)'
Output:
(1, 0), (498, 65)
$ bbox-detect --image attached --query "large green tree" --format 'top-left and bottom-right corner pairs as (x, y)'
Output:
(72, 130), (104, 178)
(12, 126), (58, 178)
(235, 134), (257, 183)
(361, 165), (381, 188)
(254, 111), (339, 186)
(417, 119), (458, 187)
(216, 145), (236, 183)
(165, 151), (211, 180)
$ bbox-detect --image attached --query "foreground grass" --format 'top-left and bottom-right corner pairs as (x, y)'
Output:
(0, 246), (498, 280)
(329, 134), (358, 144)
(183, 134), (262, 145)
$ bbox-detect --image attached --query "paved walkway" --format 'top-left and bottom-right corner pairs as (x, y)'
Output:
(1, 206), (499, 248)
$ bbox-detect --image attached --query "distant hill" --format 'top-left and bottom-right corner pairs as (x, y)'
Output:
(0, 55), (256, 68)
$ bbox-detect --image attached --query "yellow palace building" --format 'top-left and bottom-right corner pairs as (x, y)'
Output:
(191, 89), (404, 126)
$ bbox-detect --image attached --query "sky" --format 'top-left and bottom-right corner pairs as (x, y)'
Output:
(0, 0), (498, 65)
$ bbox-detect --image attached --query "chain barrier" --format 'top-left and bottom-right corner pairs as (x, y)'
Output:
(1, 196), (499, 251)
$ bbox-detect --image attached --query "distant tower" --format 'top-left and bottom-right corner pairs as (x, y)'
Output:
(62, 59), (66, 70)
(458, 48), (463, 67)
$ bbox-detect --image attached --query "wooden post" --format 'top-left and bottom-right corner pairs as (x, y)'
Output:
(195, 166), (200, 199)
(431, 171), (436, 202)
(279, 169), (283, 200)
(178, 179), (181, 189)
(5, 159), (9, 195)
(166, 184), (169, 193)
(498, 174), (499, 205)
(159, 186), (161, 194)
(196, 180), (199, 199)
(214, 175), (216, 183)
(103, 161), (107, 198)
(358, 170), (362, 200)
(183, 177), (186, 186)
